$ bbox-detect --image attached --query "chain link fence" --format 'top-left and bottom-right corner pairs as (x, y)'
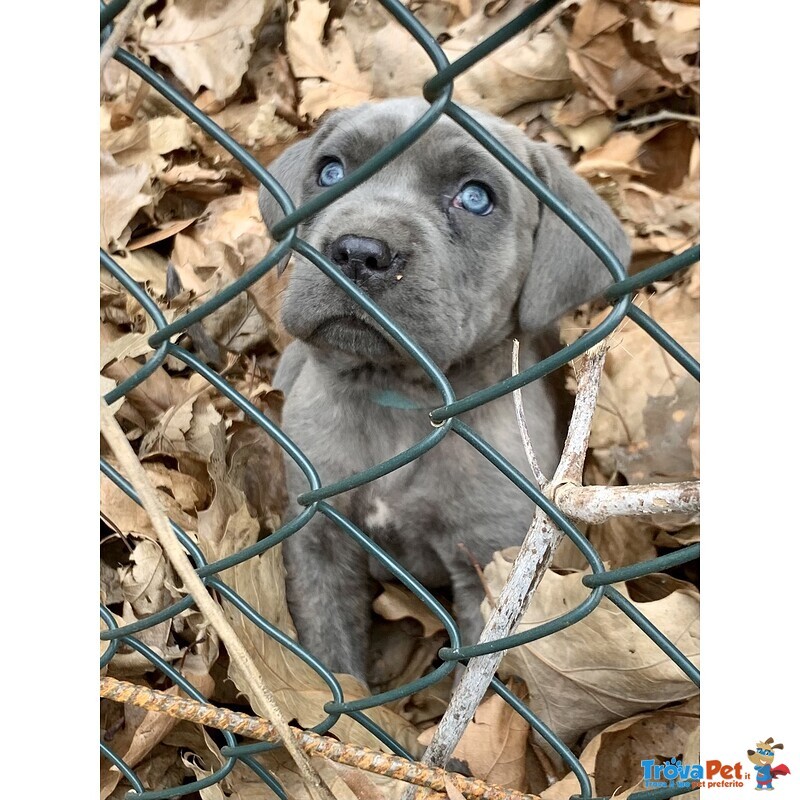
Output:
(100, 0), (700, 797)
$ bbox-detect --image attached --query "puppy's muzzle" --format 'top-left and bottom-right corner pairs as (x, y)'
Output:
(327, 234), (401, 284)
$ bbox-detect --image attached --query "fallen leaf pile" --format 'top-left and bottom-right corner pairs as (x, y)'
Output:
(100, 0), (699, 796)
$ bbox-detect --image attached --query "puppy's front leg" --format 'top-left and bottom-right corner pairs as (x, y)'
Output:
(282, 518), (372, 681)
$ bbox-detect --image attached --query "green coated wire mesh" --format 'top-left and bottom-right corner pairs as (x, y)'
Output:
(100, 1), (700, 797)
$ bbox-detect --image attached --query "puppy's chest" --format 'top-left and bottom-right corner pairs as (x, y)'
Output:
(346, 426), (458, 584)
(352, 482), (451, 585)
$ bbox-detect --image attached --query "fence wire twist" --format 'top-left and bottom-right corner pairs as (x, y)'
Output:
(100, 0), (701, 797)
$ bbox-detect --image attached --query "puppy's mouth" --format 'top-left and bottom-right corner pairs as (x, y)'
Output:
(307, 315), (396, 360)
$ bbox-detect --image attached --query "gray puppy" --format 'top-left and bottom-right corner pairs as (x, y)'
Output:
(259, 98), (629, 681)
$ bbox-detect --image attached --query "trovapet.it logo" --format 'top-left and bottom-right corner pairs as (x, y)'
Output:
(641, 757), (740, 790)
(640, 738), (791, 791)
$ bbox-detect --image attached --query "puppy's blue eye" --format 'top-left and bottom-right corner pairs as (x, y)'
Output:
(318, 159), (345, 187)
(453, 182), (493, 215)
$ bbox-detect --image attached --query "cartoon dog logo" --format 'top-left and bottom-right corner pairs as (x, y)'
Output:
(747, 738), (791, 790)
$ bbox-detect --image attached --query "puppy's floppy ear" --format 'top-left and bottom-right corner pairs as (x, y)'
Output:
(518, 142), (630, 333)
(258, 136), (314, 235)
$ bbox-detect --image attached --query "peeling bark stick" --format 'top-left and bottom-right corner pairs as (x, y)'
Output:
(99, 398), (336, 800)
(553, 480), (699, 524)
(410, 340), (700, 795)
(406, 344), (611, 798)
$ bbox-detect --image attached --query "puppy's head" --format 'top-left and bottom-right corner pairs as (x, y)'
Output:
(260, 98), (629, 369)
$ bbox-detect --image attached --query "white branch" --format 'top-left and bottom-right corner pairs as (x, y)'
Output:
(410, 342), (700, 791)
(553, 480), (699, 524)
(512, 339), (546, 489)
(552, 343), (608, 487)
(408, 345), (609, 794)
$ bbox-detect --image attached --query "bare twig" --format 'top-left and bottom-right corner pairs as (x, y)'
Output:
(99, 398), (336, 800)
(613, 110), (700, 131)
(552, 344), (609, 487)
(511, 339), (546, 489)
(100, 676), (542, 800)
(99, 0), (148, 76)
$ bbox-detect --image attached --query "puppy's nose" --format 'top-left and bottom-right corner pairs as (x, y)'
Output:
(327, 235), (394, 282)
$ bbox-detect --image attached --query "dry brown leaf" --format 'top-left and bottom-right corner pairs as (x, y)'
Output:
(373, 583), (446, 639)
(101, 376), (126, 416)
(222, 748), (409, 800)
(369, 616), (446, 698)
(140, 0), (270, 102)
(369, 24), (570, 118)
(484, 552), (699, 748)
(575, 130), (652, 179)
(654, 525), (700, 549)
(101, 331), (153, 371)
(567, 32), (664, 112)
(169, 189), (289, 354)
(287, 0), (373, 118)
(110, 667), (216, 794)
(101, 150), (152, 249)
(120, 537), (171, 616)
(185, 393), (225, 460)
(443, 30), (571, 116)
(588, 515), (659, 570)
(112, 248), (169, 297)
(444, 777), (469, 799)
(226, 422), (287, 532)
(419, 676), (530, 790)
(541, 697), (699, 799)
(566, 0), (699, 113)
(563, 269), (699, 485)
(115, 744), (187, 798)
(636, 124), (697, 193)
(148, 116), (196, 154)
(128, 217), (199, 250)
(137, 372), (214, 459)
(100, 461), (202, 547)
(327, 761), (401, 800)
(101, 120), (164, 175)
(202, 100), (299, 171)
(574, 126), (699, 265)
(633, 3), (700, 89)
(613, 376), (699, 484)
(177, 239), (265, 351)
(101, 115), (194, 183)
(552, 90), (609, 128)
(288, 0), (570, 120)
(172, 189), (271, 278)
(102, 360), (184, 423)
(181, 741), (226, 800)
